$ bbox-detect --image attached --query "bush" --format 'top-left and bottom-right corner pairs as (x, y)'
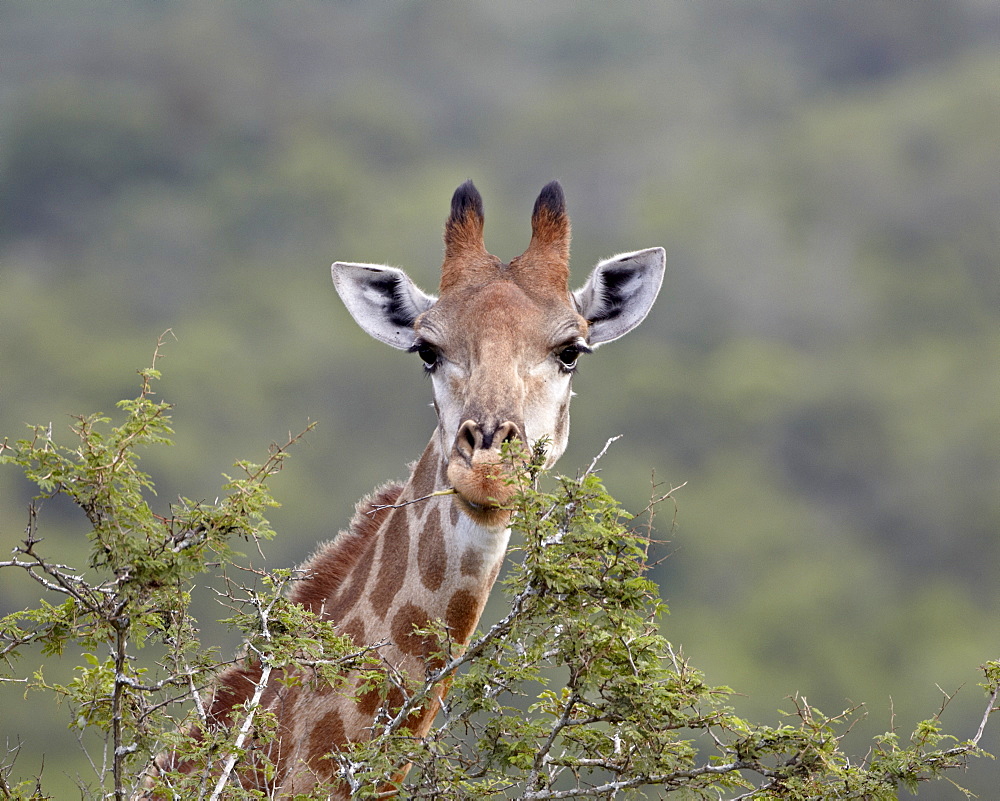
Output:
(2, 350), (996, 799)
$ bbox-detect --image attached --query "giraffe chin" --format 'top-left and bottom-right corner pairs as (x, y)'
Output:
(452, 494), (513, 528)
(447, 459), (517, 529)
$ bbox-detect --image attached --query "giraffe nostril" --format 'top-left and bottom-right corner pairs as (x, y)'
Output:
(481, 421), (521, 450)
(456, 420), (481, 461)
(499, 422), (521, 445)
(454, 420), (522, 458)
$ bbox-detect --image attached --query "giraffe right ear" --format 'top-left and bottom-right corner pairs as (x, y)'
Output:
(573, 247), (665, 347)
(331, 262), (437, 350)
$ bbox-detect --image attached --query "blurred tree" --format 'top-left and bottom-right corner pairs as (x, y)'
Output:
(0, 2), (997, 797)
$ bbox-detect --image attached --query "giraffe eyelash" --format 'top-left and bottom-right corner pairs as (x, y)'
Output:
(554, 339), (591, 372)
(408, 340), (440, 373)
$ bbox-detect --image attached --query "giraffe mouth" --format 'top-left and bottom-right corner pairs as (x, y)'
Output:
(446, 454), (518, 528)
(460, 497), (491, 512)
(452, 492), (512, 527)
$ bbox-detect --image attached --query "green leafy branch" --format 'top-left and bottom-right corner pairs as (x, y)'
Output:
(323, 443), (998, 799)
(0, 338), (316, 800)
(2, 354), (997, 799)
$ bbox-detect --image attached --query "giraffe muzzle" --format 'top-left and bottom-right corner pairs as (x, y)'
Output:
(446, 419), (524, 526)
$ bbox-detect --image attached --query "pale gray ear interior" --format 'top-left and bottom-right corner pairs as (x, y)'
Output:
(572, 247), (665, 346)
(331, 262), (437, 350)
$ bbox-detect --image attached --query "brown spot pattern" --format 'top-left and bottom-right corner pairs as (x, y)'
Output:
(391, 602), (435, 659)
(418, 507), (447, 592)
(269, 678), (299, 717)
(356, 685), (380, 718)
(207, 659), (264, 727)
(409, 451), (438, 502)
(445, 589), (482, 645)
(460, 547), (483, 578)
(357, 681), (406, 719)
(340, 616), (366, 647)
(307, 709), (347, 780)
(369, 516), (409, 619)
(386, 686), (405, 717)
(403, 703), (437, 738)
(271, 710), (297, 788)
(323, 533), (377, 619)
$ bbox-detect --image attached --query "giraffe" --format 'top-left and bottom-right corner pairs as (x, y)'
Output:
(144, 180), (664, 797)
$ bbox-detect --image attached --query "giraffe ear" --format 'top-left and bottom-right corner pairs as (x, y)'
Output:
(573, 247), (665, 346)
(331, 262), (437, 350)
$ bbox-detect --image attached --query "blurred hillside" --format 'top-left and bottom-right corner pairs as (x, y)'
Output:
(1, 2), (998, 797)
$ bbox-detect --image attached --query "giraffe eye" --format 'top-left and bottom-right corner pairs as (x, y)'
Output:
(556, 345), (581, 369)
(416, 344), (439, 370)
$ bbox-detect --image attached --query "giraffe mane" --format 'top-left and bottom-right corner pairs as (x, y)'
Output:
(189, 482), (405, 727)
(289, 482), (404, 614)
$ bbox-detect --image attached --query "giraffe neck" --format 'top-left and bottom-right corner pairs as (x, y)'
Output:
(328, 432), (511, 659)
(291, 431), (512, 630)
(268, 432), (512, 794)
(148, 436), (514, 796)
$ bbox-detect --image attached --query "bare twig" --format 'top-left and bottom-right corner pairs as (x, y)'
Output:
(208, 588), (283, 800)
(366, 488), (457, 516)
(971, 683), (999, 748)
(581, 435), (622, 479)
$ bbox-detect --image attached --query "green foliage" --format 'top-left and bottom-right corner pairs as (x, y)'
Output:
(1, 363), (997, 798)
(325, 463), (998, 799)
(0, 347), (322, 800)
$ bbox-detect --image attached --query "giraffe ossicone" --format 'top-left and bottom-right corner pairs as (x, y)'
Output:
(143, 180), (664, 797)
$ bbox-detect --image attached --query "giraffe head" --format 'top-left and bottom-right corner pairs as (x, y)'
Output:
(332, 181), (664, 527)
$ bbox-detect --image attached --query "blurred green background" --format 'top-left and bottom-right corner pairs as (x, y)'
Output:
(1, 2), (998, 797)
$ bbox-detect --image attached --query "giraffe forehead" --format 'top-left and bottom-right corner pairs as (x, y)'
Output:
(419, 279), (584, 354)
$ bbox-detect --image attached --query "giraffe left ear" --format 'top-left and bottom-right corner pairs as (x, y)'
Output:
(332, 262), (437, 350)
(573, 247), (665, 346)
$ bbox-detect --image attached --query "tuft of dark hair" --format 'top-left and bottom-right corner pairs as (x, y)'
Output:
(450, 180), (485, 223)
(532, 180), (565, 219)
